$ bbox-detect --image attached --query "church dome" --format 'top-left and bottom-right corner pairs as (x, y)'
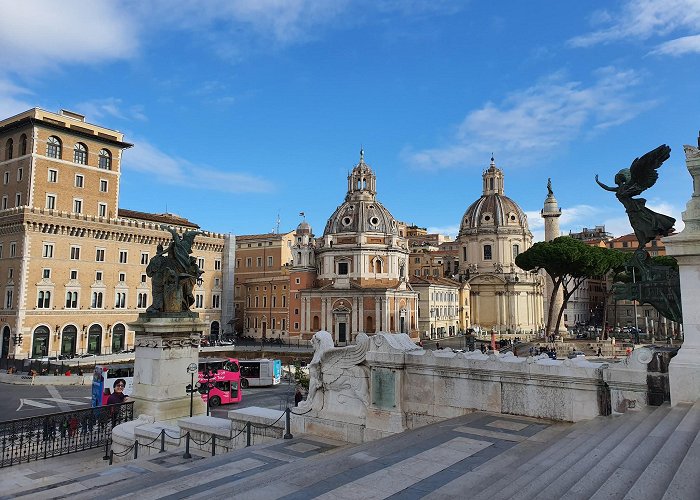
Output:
(459, 157), (530, 236)
(296, 220), (312, 236)
(323, 150), (399, 237)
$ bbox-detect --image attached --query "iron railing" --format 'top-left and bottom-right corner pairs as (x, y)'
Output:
(0, 402), (133, 468)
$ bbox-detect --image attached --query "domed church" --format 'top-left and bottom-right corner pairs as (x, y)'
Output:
(456, 157), (545, 334)
(288, 150), (419, 343)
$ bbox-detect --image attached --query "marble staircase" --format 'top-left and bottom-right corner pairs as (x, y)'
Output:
(2, 402), (698, 499)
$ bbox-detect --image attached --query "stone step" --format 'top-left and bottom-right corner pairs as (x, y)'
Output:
(661, 401), (700, 500)
(539, 404), (672, 500)
(623, 402), (699, 499)
(588, 403), (690, 500)
(470, 410), (640, 500)
(524, 407), (656, 500)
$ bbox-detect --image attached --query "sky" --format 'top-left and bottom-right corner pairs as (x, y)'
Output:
(1, 0), (699, 242)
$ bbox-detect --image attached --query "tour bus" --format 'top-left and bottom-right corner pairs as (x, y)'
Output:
(100, 364), (135, 406)
(238, 359), (282, 388)
(198, 358), (242, 406)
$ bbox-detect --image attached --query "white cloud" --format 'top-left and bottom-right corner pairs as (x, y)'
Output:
(650, 34), (700, 56)
(0, 1), (138, 75)
(123, 139), (274, 194)
(426, 224), (460, 239)
(74, 99), (147, 123)
(0, 78), (34, 118)
(568, 0), (700, 54)
(404, 68), (653, 170)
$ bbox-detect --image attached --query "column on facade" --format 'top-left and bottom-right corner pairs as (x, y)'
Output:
(472, 292), (479, 325)
(383, 297), (390, 333)
(352, 296), (359, 335)
(375, 298), (381, 332)
(321, 298), (327, 331)
(358, 297), (364, 333)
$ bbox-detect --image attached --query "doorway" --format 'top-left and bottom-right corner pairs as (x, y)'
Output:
(1, 326), (9, 358)
(338, 322), (347, 343)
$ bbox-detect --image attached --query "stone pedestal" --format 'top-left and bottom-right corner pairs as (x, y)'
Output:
(665, 144), (700, 405)
(128, 313), (207, 421)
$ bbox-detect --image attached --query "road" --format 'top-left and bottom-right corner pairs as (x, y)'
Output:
(0, 381), (297, 423)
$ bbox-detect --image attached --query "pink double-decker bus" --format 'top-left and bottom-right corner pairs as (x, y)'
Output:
(198, 358), (242, 407)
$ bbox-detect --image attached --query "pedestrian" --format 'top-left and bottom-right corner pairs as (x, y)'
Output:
(294, 388), (303, 407)
(436, 342), (441, 350)
(107, 378), (129, 405)
(597, 347), (602, 357)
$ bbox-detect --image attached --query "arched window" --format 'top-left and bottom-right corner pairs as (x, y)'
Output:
(483, 244), (492, 260)
(37, 290), (51, 308)
(374, 258), (383, 273)
(98, 149), (112, 170)
(19, 134), (27, 155)
(5, 139), (13, 160)
(32, 326), (50, 358)
(47, 136), (62, 158)
(112, 323), (126, 352)
(87, 324), (102, 354)
(73, 143), (87, 164)
(513, 244), (520, 259)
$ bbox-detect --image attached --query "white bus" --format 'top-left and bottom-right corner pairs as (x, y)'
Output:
(239, 359), (282, 388)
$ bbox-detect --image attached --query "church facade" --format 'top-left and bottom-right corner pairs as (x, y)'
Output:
(456, 158), (545, 334)
(288, 152), (419, 343)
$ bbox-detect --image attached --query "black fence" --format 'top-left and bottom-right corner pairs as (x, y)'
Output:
(0, 402), (134, 468)
(0, 357), (99, 376)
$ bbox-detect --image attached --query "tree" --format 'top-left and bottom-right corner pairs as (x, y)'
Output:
(515, 237), (628, 335)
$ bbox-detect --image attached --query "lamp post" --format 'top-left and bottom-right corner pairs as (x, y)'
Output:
(185, 363), (199, 417)
(198, 367), (217, 416)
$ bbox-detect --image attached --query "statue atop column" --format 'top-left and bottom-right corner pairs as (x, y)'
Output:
(146, 225), (204, 314)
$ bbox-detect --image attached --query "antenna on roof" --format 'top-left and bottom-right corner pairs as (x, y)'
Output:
(275, 212), (281, 234)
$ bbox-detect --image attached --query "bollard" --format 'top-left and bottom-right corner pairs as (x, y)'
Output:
(183, 432), (191, 459)
(103, 439), (110, 460)
(284, 407), (293, 439)
(134, 440), (139, 460)
(160, 429), (165, 453)
(246, 421), (251, 447)
(109, 449), (114, 465)
(211, 435), (216, 457)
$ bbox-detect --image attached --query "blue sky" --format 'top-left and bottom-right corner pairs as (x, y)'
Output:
(1, 0), (699, 241)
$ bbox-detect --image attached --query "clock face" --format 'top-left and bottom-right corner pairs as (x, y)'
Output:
(187, 363), (198, 373)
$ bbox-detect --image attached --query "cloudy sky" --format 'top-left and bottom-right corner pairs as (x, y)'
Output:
(1, 0), (698, 241)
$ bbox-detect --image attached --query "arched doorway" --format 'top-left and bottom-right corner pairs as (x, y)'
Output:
(112, 324), (125, 352)
(87, 324), (102, 355)
(211, 321), (220, 342)
(61, 325), (77, 357)
(32, 326), (50, 358)
(1, 326), (10, 358)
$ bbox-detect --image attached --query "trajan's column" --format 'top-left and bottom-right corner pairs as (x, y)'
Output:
(541, 179), (566, 334)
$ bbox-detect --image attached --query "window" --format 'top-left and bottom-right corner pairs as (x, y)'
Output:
(235, 259), (240, 268)
(10, 242), (16, 257)
(70, 270), (78, 280)
(46, 136), (62, 158)
(246, 257), (252, 267)
(98, 149), (111, 169)
(70, 246), (80, 260)
(267, 256), (273, 267)
(198, 257), (205, 269)
(141, 274), (147, 283)
(65, 291), (78, 308)
(214, 259), (221, 270)
(98, 203), (107, 217)
(483, 245), (492, 260)
(338, 262), (349, 275)
(282, 295), (286, 307)
(282, 319), (286, 331)
(6, 289), (13, 309)
(119, 272), (126, 282)
(96, 248), (105, 262)
(100, 179), (108, 192)
(73, 143), (87, 164)
(48, 169), (58, 183)
(137, 292), (148, 308)
(91, 291), (103, 308)
(5, 138), (13, 160)
(37, 290), (51, 308)
(212, 294), (220, 308)
(95, 271), (103, 281)
(119, 250), (128, 264)
(115, 292), (126, 308)
(1, 196), (6, 209)
(141, 253), (149, 265)
(257, 257), (262, 267)
(17, 168), (22, 181)
(75, 174), (84, 188)
(42, 269), (51, 279)
(19, 134), (27, 156)
(15, 193), (20, 207)
(42, 243), (54, 258)
(195, 294), (204, 308)
(73, 199), (82, 214)
(0, 245), (3, 258)
(46, 194), (56, 209)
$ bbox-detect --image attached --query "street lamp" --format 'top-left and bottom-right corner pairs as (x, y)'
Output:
(185, 363), (199, 417)
(198, 366), (217, 416)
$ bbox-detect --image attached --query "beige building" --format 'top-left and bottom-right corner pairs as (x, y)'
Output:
(410, 275), (468, 340)
(0, 108), (227, 359)
(457, 157), (545, 334)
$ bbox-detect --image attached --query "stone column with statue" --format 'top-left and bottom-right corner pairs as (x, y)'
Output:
(128, 225), (207, 421)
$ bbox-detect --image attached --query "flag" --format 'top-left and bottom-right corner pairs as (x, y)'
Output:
(299, 212), (305, 217)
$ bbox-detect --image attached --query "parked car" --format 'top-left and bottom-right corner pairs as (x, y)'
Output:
(567, 351), (586, 359)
